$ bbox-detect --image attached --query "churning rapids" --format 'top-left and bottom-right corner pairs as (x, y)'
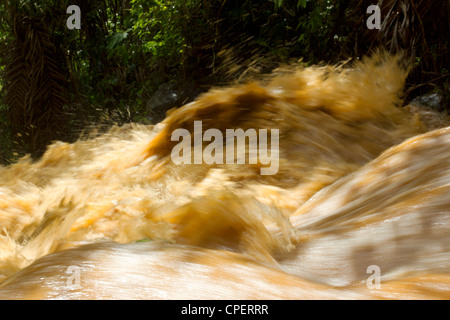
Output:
(0, 52), (449, 299)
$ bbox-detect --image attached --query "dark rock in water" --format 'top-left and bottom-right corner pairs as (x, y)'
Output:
(410, 92), (445, 112)
(146, 81), (206, 123)
(147, 82), (178, 112)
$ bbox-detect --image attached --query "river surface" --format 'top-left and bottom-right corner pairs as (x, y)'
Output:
(0, 52), (449, 299)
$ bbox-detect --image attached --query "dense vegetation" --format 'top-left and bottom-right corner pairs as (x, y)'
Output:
(0, 0), (448, 163)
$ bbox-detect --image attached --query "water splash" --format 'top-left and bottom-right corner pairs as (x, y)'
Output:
(0, 52), (449, 299)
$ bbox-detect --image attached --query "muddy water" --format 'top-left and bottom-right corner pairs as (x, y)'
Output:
(0, 52), (449, 299)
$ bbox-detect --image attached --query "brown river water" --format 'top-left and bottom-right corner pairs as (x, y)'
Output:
(0, 52), (449, 299)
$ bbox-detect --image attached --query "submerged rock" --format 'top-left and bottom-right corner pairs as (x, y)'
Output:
(146, 81), (206, 123)
(410, 92), (445, 111)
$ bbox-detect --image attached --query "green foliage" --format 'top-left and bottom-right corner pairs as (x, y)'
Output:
(131, 0), (185, 61)
(274, 0), (307, 10)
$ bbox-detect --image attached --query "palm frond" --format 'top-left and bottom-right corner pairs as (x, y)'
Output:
(2, 14), (69, 157)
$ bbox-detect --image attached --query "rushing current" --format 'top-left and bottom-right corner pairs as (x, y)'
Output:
(0, 52), (449, 299)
